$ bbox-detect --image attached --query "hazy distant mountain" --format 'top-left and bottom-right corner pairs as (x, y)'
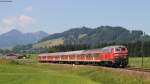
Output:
(0, 29), (48, 48)
(33, 26), (149, 48)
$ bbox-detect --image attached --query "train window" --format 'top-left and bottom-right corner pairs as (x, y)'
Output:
(77, 55), (81, 58)
(90, 55), (93, 58)
(86, 55), (89, 58)
(78, 55), (81, 58)
(115, 48), (120, 51)
(93, 54), (99, 58)
(86, 54), (92, 58)
(62, 56), (65, 59)
(60, 55), (64, 59)
(69, 55), (75, 59)
(77, 55), (84, 58)
(43, 56), (46, 59)
(55, 56), (59, 58)
(65, 56), (67, 59)
(81, 55), (85, 58)
(48, 56), (52, 59)
(85, 55), (88, 58)
(121, 48), (126, 51)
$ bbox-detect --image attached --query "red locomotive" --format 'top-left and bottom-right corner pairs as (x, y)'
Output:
(38, 45), (128, 67)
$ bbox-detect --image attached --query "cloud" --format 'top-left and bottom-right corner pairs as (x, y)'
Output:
(0, 15), (35, 34)
(0, 16), (17, 33)
(2, 17), (16, 26)
(25, 6), (32, 12)
(18, 15), (34, 27)
(0, 6), (36, 34)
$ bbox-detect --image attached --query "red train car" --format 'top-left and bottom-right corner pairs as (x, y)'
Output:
(38, 45), (128, 67)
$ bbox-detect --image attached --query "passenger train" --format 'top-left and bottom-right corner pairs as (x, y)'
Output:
(38, 45), (128, 67)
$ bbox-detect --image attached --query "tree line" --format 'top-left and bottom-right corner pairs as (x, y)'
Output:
(1, 41), (150, 57)
(40, 41), (150, 57)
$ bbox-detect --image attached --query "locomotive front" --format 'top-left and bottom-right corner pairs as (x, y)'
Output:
(112, 46), (128, 67)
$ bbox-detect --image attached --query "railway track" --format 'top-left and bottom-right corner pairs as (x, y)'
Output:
(40, 62), (150, 73)
(125, 67), (150, 73)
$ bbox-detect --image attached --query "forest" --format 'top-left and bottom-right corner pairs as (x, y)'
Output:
(6, 40), (150, 57)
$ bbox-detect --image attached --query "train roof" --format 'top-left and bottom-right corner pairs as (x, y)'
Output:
(39, 49), (102, 56)
(39, 45), (126, 56)
(101, 45), (126, 49)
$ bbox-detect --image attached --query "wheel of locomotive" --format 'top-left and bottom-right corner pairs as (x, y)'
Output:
(120, 63), (127, 68)
(112, 63), (120, 68)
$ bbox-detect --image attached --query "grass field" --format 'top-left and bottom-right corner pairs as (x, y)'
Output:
(129, 57), (150, 68)
(33, 38), (64, 48)
(0, 59), (150, 84)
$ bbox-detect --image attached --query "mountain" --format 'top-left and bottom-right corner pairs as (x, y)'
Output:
(33, 26), (150, 48)
(0, 29), (48, 48)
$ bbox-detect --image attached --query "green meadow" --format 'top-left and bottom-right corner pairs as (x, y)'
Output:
(129, 57), (150, 68)
(0, 58), (150, 84)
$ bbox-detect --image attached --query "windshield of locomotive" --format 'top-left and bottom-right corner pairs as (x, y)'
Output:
(115, 47), (126, 52)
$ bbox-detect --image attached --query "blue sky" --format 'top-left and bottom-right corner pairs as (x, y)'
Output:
(0, 0), (150, 34)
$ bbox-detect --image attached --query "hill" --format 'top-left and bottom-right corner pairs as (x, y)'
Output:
(33, 26), (148, 48)
(0, 29), (48, 48)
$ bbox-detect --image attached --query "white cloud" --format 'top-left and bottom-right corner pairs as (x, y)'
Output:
(2, 17), (16, 26)
(0, 15), (35, 34)
(25, 6), (32, 12)
(0, 6), (36, 34)
(0, 16), (17, 33)
(18, 15), (34, 28)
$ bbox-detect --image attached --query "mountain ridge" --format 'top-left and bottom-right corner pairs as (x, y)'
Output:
(33, 26), (149, 48)
(0, 29), (48, 48)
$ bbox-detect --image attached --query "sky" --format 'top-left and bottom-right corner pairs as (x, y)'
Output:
(0, 0), (150, 35)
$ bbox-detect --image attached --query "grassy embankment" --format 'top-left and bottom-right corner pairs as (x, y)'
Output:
(0, 57), (150, 84)
(129, 57), (150, 68)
